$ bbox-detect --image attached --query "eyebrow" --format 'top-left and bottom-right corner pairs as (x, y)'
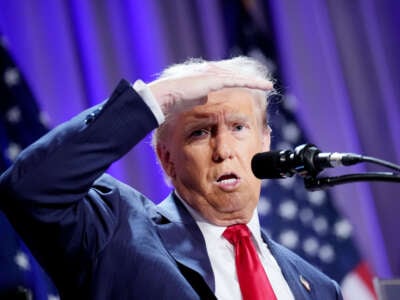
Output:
(225, 113), (251, 124)
(182, 112), (252, 132)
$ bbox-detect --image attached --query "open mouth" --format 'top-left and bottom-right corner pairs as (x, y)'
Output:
(216, 173), (240, 186)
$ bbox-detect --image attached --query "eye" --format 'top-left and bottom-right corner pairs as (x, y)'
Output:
(233, 124), (245, 131)
(190, 128), (209, 138)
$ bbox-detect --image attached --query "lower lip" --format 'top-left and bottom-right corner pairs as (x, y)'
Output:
(215, 178), (241, 191)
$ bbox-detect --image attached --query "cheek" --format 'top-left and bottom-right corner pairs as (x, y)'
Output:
(174, 147), (208, 177)
(244, 137), (265, 158)
(262, 135), (270, 151)
(253, 134), (269, 156)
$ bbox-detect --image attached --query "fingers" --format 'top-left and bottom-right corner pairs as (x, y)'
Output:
(219, 75), (273, 91)
(203, 63), (273, 91)
(147, 63), (274, 116)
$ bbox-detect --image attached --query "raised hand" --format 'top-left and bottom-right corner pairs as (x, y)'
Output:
(148, 63), (273, 116)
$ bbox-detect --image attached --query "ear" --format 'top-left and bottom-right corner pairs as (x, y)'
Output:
(156, 143), (176, 179)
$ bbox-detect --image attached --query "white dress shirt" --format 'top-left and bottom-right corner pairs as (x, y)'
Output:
(132, 81), (295, 299)
(132, 79), (165, 125)
(177, 194), (294, 300)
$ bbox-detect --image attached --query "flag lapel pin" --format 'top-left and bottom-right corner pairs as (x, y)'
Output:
(300, 275), (311, 292)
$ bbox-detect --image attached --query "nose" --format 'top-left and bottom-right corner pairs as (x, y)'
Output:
(211, 131), (233, 162)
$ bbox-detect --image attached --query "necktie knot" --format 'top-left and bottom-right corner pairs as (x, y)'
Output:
(223, 224), (251, 245)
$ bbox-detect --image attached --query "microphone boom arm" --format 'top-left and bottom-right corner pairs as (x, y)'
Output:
(304, 172), (400, 191)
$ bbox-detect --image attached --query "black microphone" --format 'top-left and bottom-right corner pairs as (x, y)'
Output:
(251, 144), (363, 179)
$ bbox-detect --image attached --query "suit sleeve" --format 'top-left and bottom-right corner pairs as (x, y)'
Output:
(0, 79), (159, 286)
(333, 279), (343, 300)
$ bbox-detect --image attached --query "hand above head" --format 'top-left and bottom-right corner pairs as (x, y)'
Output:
(147, 62), (273, 116)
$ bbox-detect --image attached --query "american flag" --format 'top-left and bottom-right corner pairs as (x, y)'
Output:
(259, 94), (376, 299)
(221, 0), (377, 299)
(0, 35), (59, 300)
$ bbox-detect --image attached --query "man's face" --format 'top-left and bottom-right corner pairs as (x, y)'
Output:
(159, 88), (270, 226)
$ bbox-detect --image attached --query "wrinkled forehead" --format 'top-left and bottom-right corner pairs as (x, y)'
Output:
(193, 87), (262, 112)
(156, 87), (267, 144)
(190, 88), (265, 122)
(178, 109), (254, 131)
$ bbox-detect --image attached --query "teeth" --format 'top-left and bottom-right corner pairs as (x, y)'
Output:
(219, 178), (237, 184)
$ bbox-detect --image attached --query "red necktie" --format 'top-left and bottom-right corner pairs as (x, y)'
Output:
(223, 224), (277, 300)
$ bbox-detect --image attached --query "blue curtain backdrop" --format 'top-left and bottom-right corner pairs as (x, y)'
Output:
(0, 0), (399, 290)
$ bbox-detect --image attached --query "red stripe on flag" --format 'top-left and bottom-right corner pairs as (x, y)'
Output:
(355, 261), (377, 299)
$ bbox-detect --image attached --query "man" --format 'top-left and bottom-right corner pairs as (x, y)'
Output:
(0, 57), (342, 299)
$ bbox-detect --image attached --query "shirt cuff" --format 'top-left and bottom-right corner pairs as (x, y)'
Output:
(132, 79), (165, 125)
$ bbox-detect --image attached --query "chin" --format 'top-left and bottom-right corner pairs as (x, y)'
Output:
(210, 201), (256, 225)
(222, 192), (257, 209)
(209, 213), (253, 227)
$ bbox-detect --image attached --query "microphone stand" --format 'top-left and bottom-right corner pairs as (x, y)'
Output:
(303, 155), (400, 191)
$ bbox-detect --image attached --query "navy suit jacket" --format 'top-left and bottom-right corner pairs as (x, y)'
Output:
(0, 80), (342, 299)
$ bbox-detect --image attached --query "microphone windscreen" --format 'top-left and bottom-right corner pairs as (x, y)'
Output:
(251, 151), (284, 179)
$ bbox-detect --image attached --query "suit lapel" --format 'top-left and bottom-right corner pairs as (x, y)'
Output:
(155, 195), (318, 299)
(155, 193), (215, 294)
(261, 230), (314, 300)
